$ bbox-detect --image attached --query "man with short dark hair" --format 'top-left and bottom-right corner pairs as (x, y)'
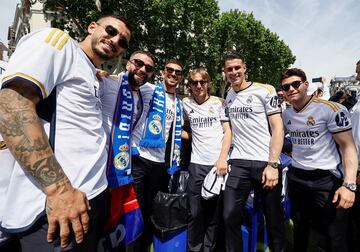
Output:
(223, 51), (285, 252)
(0, 15), (131, 251)
(130, 59), (184, 251)
(281, 67), (357, 252)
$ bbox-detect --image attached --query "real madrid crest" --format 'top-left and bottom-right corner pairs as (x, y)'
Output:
(246, 95), (253, 104)
(114, 143), (130, 170)
(306, 116), (315, 126)
(149, 114), (162, 135)
(209, 106), (214, 114)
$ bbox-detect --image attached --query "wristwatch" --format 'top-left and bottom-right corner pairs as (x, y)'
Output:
(268, 162), (280, 169)
(342, 181), (357, 192)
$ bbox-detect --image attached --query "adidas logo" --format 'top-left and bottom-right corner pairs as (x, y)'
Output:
(190, 109), (194, 113)
(287, 120), (291, 125)
(228, 99), (232, 104)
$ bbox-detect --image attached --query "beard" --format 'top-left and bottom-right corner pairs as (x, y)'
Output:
(128, 70), (148, 88)
(91, 37), (115, 61)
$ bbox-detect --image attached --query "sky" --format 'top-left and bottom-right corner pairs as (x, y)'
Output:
(0, 1), (359, 90)
(219, 0), (360, 97)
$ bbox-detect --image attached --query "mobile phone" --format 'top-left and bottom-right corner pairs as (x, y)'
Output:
(312, 77), (322, 83)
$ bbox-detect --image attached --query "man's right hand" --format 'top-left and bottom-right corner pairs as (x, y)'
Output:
(45, 179), (91, 248)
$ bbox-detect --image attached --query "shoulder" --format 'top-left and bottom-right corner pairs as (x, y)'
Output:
(182, 96), (191, 104)
(252, 82), (276, 94)
(312, 98), (342, 113)
(20, 28), (75, 52)
(139, 82), (155, 95)
(225, 88), (236, 101)
(209, 96), (226, 106)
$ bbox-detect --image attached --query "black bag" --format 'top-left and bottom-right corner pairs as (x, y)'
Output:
(150, 171), (190, 241)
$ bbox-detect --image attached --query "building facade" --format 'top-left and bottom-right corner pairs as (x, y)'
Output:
(7, 0), (50, 56)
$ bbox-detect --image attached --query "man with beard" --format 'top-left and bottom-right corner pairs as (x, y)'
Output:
(129, 59), (184, 251)
(0, 15), (131, 251)
(101, 50), (157, 140)
(99, 50), (156, 251)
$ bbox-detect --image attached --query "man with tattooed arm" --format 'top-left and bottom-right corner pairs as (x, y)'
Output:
(0, 15), (131, 251)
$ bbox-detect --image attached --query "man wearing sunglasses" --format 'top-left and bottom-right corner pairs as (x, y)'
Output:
(101, 50), (157, 137)
(128, 59), (184, 251)
(0, 15), (131, 251)
(182, 68), (232, 252)
(222, 51), (285, 252)
(281, 68), (358, 252)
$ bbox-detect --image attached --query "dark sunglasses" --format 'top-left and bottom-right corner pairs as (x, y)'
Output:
(165, 67), (183, 76)
(281, 80), (303, 91)
(130, 59), (155, 73)
(96, 23), (129, 49)
(190, 80), (207, 86)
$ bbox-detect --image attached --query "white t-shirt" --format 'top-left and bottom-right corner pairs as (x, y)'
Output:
(349, 97), (360, 171)
(1, 28), (108, 231)
(132, 84), (177, 163)
(283, 97), (352, 175)
(226, 82), (281, 161)
(183, 95), (229, 165)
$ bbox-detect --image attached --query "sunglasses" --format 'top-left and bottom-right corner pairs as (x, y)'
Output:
(130, 59), (155, 73)
(165, 67), (183, 76)
(96, 23), (129, 49)
(281, 80), (303, 91)
(190, 80), (207, 86)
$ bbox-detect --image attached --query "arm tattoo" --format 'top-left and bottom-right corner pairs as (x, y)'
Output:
(0, 85), (68, 189)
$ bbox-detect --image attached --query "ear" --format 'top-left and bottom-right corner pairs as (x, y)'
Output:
(304, 80), (309, 89)
(88, 21), (97, 35)
(160, 70), (165, 79)
(126, 61), (131, 71)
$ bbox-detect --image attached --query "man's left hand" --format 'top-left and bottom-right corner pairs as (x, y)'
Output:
(332, 186), (355, 209)
(262, 166), (279, 189)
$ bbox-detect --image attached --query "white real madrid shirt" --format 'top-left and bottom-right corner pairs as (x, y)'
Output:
(132, 84), (177, 163)
(1, 28), (108, 231)
(226, 82), (281, 162)
(283, 96), (352, 174)
(183, 96), (229, 165)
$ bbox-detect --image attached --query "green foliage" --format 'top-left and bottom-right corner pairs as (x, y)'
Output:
(209, 10), (296, 95)
(42, 0), (295, 94)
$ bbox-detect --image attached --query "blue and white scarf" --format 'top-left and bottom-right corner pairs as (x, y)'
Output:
(106, 73), (134, 187)
(139, 82), (182, 175)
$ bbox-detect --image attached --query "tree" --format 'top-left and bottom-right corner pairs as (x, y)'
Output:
(208, 10), (296, 96)
(42, 1), (295, 94)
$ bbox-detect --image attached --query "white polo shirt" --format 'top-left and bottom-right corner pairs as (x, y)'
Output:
(226, 82), (281, 162)
(183, 95), (229, 165)
(1, 28), (108, 231)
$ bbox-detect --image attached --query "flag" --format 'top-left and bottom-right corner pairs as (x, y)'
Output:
(97, 184), (144, 252)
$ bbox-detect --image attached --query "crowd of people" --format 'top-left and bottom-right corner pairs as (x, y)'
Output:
(0, 14), (359, 252)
